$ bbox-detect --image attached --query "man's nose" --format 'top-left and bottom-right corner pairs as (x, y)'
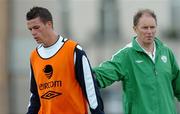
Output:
(147, 27), (153, 33)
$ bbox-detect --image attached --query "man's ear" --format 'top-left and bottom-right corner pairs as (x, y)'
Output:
(133, 26), (137, 33)
(46, 21), (53, 28)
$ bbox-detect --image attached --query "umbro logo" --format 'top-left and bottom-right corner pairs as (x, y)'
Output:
(135, 60), (143, 63)
(41, 91), (62, 99)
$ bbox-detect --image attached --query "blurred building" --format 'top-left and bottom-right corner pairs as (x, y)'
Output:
(0, 0), (179, 114)
(0, 0), (9, 114)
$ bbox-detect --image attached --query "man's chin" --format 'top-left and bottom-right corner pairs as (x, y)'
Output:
(36, 41), (42, 44)
(146, 40), (154, 44)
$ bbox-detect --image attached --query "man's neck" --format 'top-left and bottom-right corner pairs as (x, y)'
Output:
(43, 32), (58, 48)
(136, 38), (154, 53)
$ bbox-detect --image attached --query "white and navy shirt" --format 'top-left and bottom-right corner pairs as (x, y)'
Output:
(27, 35), (105, 114)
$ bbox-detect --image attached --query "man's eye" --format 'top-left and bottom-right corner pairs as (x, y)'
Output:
(143, 27), (148, 29)
(150, 26), (155, 29)
(34, 27), (39, 29)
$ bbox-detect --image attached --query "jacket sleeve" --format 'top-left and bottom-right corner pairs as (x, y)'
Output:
(93, 50), (128, 88)
(74, 46), (105, 114)
(27, 65), (40, 114)
(170, 50), (180, 101)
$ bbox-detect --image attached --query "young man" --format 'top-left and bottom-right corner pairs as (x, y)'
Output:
(26, 6), (105, 114)
(93, 9), (180, 114)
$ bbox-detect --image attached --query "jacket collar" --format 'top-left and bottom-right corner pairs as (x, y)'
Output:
(132, 36), (163, 53)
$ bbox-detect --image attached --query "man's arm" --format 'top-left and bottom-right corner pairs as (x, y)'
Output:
(93, 50), (128, 88)
(172, 70), (180, 101)
(169, 49), (180, 101)
(27, 65), (40, 114)
(74, 46), (105, 114)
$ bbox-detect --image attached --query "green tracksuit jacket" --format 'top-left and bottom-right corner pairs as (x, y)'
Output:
(93, 37), (180, 114)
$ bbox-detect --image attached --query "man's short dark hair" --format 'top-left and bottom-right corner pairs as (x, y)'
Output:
(133, 9), (157, 26)
(26, 6), (53, 25)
